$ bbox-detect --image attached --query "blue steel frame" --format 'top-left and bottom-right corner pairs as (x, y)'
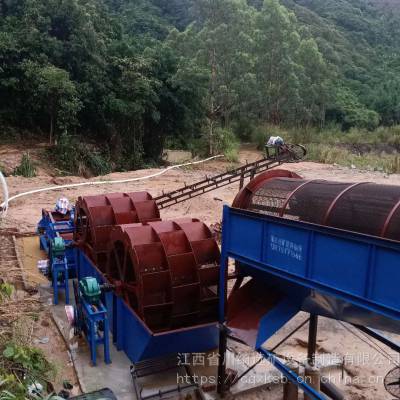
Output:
(38, 209), (75, 246)
(38, 210), (76, 304)
(219, 206), (400, 400)
(37, 212), (219, 365)
(76, 248), (219, 364)
(52, 254), (69, 305)
(78, 295), (111, 366)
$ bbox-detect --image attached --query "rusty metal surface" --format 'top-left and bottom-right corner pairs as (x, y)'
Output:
(232, 170), (302, 210)
(74, 192), (160, 269)
(106, 218), (220, 332)
(43, 209), (71, 223)
(155, 157), (290, 210)
(226, 279), (282, 348)
(233, 169), (400, 241)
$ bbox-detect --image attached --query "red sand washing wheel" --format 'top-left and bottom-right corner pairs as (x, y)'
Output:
(106, 218), (220, 331)
(74, 192), (161, 269)
(233, 169), (400, 241)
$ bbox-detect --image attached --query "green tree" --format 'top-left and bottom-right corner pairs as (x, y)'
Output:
(296, 38), (331, 127)
(180, 0), (255, 154)
(333, 86), (380, 130)
(105, 55), (159, 168)
(1, 0), (400, 170)
(253, 0), (302, 124)
(25, 63), (81, 143)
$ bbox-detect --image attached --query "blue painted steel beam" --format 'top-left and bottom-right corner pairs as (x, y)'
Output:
(258, 348), (327, 400)
(219, 205), (400, 398)
(221, 206), (400, 328)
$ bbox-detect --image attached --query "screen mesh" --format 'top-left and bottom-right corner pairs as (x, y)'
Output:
(385, 205), (400, 241)
(245, 177), (400, 241)
(249, 178), (304, 216)
(328, 183), (400, 238)
(284, 180), (350, 223)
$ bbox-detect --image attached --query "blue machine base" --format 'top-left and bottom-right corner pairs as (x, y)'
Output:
(219, 205), (400, 400)
(76, 250), (219, 364)
(77, 293), (111, 366)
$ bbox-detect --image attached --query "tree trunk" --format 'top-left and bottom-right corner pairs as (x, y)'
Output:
(49, 114), (54, 145)
(209, 118), (214, 156)
(209, 47), (217, 156)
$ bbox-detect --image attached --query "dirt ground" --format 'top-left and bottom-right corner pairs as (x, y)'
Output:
(1, 144), (400, 399)
(3, 144), (400, 232)
(0, 233), (80, 397)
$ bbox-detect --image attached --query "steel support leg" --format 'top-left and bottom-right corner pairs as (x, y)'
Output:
(112, 294), (118, 344)
(307, 315), (318, 366)
(64, 256), (69, 305)
(229, 317), (311, 388)
(116, 298), (123, 351)
(78, 250), (84, 281)
(104, 316), (111, 364)
(218, 206), (229, 396)
(217, 325), (227, 396)
(52, 267), (58, 305)
(239, 171), (245, 189)
(90, 319), (96, 366)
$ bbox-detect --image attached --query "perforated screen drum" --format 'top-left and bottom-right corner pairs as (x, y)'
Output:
(233, 170), (400, 241)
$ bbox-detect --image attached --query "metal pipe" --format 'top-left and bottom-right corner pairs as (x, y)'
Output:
(0, 170), (8, 217)
(320, 379), (345, 400)
(217, 325), (228, 396)
(304, 365), (321, 400)
(353, 325), (400, 353)
(258, 348), (327, 400)
(284, 362), (299, 400)
(307, 315), (318, 366)
(0, 155), (223, 210)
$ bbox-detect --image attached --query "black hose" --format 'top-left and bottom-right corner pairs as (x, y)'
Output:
(321, 378), (345, 400)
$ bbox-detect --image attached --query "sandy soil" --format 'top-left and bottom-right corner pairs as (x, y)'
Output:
(2, 144), (400, 399)
(2, 144), (400, 233)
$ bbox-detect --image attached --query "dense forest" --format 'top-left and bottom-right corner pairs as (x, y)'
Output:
(0, 0), (399, 171)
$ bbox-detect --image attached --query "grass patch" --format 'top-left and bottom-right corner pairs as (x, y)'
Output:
(188, 127), (240, 162)
(0, 341), (56, 399)
(307, 144), (400, 173)
(251, 124), (400, 173)
(13, 153), (36, 178)
(48, 133), (111, 177)
(0, 289), (56, 399)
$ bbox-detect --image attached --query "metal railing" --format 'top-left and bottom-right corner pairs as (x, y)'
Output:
(155, 154), (292, 209)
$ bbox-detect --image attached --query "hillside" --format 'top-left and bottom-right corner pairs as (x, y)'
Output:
(372, 0), (400, 11)
(0, 0), (399, 175)
(280, 0), (400, 126)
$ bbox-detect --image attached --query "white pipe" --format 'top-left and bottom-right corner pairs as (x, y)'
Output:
(0, 155), (223, 210)
(0, 170), (8, 217)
